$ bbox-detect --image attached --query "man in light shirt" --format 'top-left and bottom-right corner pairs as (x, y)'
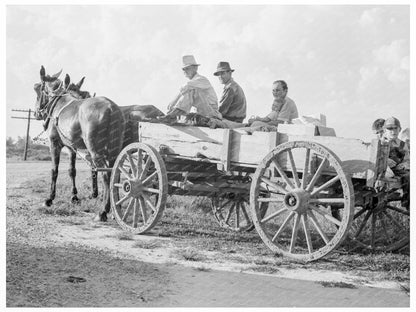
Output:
(248, 80), (298, 126)
(165, 55), (221, 120)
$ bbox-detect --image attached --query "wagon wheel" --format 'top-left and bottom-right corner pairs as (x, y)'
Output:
(110, 142), (168, 233)
(250, 141), (354, 262)
(211, 187), (268, 232)
(348, 189), (409, 252)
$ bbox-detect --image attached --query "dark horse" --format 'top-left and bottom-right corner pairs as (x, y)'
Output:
(33, 66), (125, 221)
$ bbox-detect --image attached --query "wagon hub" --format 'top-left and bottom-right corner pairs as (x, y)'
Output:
(284, 189), (310, 213)
(122, 179), (143, 197)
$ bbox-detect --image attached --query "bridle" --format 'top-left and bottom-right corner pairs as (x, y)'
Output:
(35, 80), (66, 120)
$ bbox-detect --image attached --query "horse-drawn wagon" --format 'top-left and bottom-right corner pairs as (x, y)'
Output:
(109, 121), (409, 262)
(33, 66), (408, 262)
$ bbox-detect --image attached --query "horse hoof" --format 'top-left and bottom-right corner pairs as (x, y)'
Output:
(43, 199), (53, 207)
(71, 196), (80, 204)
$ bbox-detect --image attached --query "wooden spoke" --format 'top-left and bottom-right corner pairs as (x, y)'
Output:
(118, 165), (132, 180)
(301, 214), (313, 253)
(289, 214), (302, 252)
(260, 177), (288, 194)
(382, 210), (407, 235)
(306, 159), (328, 192)
(114, 183), (123, 188)
(116, 194), (131, 206)
(261, 207), (287, 223)
(301, 148), (311, 189)
(258, 195), (285, 202)
(138, 196), (147, 224)
(127, 152), (138, 178)
(380, 216), (392, 244)
(386, 205), (410, 216)
(132, 198), (138, 228)
(371, 213), (376, 249)
(272, 211), (295, 242)
(353, 207), (368, 220)
(225, 203), (236, 224)
(136, 149), (143, 178)
(354, 210), (372, 238)
(141, 171), (158, 185)
(240, 202), (251, 224)
(287, 150), (301, 188)
(220, 198), (233, 210)
(122, 198), (134, 222)
(141, 192), (157, 213)
(235, 203), (240, 229)
(139, 157), (152, 180)
(309, 205), (342, 227)
(307, 211), (329, 244)
(142, 187), (160, 194)
(271, 159), (295, 190)
(310, 176), (340, 196)
(309, 198), (345, 205)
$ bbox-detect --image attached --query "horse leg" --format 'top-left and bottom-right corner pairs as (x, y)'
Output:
(44, 143), (62, 207)
(91, 169), (98, 198)
(68, 150), (80, 204)
(90, 155), (109, 222)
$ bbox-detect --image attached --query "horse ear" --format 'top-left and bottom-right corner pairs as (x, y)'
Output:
(40, 66), (46, 81)
(76, 77), (85, 89)
(64, 74), (70, 88)
(93, 92), (96, 97)
(52, 69), (62, 79)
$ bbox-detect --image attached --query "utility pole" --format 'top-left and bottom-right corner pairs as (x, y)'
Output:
(11, 109), (35, 160)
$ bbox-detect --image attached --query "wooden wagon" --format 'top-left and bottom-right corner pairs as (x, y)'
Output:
(109, 121), (409, 261)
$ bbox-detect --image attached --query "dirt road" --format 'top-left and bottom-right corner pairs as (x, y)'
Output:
(6, 161), (410, 307)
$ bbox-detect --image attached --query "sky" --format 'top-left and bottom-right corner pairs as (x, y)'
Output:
(5, 4), (411, 142)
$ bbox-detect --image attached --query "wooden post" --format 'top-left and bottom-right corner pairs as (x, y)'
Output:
(23, 109), (31, 161)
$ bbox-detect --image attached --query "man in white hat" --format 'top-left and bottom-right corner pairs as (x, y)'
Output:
(214, 61), (247, 123)
(165, 55), (221, 120)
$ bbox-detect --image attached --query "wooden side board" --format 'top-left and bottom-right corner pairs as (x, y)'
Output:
(138, 122), (378, 180)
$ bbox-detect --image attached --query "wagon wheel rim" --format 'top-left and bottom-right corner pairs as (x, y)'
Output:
(250, 141), (354, 262)
(110, 142), (168, 233)
(348, 199), (409, 252)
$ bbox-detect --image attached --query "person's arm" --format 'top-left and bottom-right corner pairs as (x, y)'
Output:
(167, 92), (182, 113)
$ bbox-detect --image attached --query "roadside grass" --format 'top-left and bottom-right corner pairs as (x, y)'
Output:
(117, 232), (134, 241)
(132, 240), (164, 249)
(317, 281), (357, 289)
(12, 166), (410, 284)
(172, 247), (208, 262)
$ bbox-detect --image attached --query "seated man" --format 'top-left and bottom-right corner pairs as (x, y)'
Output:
(248, 80), (298, 127)
(163, 55), (221, 121)
(214, 61), (247, 123)
(381, 117), (409, 207)
(372, 118), (385, 139)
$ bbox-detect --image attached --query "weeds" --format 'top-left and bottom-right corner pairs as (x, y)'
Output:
(173, 248), (207, 262)
(132, 240), (163, 249)
(318, 281), (357, 289)
(117, 232), (134, 241)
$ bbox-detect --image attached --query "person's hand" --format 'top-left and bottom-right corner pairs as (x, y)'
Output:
(387, 159), (397, 168)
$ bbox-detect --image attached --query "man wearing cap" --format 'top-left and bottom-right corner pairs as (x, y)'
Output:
(382, 117), (409, 171)
(372, 118), (385, 139)
(165, 55), (221, 120)
(381, 116), (409, 208)
(214, 62), (247, 123)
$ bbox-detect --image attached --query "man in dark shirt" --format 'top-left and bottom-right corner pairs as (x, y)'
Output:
(214, 62), (247, 123)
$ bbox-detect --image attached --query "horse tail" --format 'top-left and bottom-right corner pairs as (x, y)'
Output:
(106, 103), (125, 168)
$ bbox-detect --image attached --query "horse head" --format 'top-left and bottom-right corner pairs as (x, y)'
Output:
(34, 66), (63, 120)
(66, 74), (92, 99)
